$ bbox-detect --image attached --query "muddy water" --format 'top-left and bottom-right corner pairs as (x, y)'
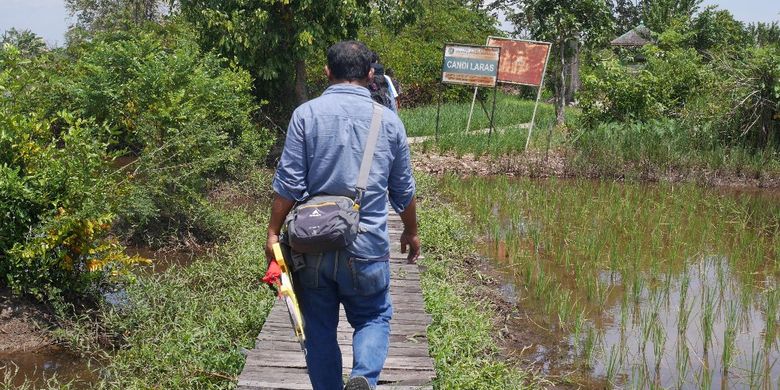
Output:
(4, 246), (203, 387)
(442, 177), (780, 388)
(0, 348), (99, 388)
(593, 257), (778, 388)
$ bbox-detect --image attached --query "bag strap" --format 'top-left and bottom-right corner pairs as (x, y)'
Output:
(354, 102), (384, 208)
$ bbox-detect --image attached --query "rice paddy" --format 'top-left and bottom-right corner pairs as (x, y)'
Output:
(438, 176), (780, 388)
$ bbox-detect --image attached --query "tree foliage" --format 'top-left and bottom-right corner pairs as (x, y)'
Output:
(66, 0), (174, 35)
(641, 0), (701, 33)
(609, 0), (642, 35)
(1, 28), (47, 58)
(179, 0), (421, 111)
(506, 0), (614, 123)
(359, 0), (499, 107)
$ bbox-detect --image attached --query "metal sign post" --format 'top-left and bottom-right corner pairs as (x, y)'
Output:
(489, 84), (498, 143)
(525, 47), (551, 151)
(435, 84), (443, 141)
(465, 87), (478, 132)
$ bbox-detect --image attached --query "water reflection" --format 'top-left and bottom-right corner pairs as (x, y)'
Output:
(593, 257), (778, 388)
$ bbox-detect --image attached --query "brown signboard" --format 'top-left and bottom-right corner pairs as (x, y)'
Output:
(486, 37), (550, 86)
(441, 44), (500, 88)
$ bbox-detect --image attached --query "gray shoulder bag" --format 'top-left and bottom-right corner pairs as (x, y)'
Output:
(285, 103), (384, 254)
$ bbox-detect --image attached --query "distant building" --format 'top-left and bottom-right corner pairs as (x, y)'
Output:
(610, 24), (655, 68)
(610, 24), (654, 48)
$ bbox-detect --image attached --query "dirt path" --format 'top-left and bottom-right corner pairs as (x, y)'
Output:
(412, 150), (780, 189)
(0, 290), (53, 354)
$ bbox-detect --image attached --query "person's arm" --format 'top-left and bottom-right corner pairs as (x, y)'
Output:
(398, 198), (420, 263)
(265, 193), (296, 263)
(387, 120), (419, 263)
(266, 109), (307, 263)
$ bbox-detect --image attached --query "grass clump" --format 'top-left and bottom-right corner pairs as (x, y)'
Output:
(399, 92), (555, 138)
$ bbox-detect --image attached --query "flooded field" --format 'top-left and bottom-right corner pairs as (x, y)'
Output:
(439, 176), (779, 388)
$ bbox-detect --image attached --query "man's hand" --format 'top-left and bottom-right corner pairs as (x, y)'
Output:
(265, 233), (280, 265)
(400, 230), (421, 264)
(265, 193), (295, 265)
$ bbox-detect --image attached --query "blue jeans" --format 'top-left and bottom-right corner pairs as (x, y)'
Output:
(293, 250), (393, 390)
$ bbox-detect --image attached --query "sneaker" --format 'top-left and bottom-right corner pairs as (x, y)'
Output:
(344, 376), (371, 390)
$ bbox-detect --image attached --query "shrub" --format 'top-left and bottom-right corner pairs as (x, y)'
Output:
(0, 108), (144, 301)
(53, 27), (274, 244)
(580, 43), (705, 127)
(685, 46), (780, 148)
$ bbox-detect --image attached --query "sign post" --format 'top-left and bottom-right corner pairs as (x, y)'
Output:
(475, 37), (551, 151)
(438, 44), (500, 140)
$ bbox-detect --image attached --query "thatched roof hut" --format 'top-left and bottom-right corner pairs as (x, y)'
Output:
(610, 25), (654, 47)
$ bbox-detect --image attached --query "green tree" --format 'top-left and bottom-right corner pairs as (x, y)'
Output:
(1, 28), (47, 58)
(66, 0), (173, 33)
(507, 0), (614, 124)
(609, 0), (642, 34)
(641, 0), (701, 33)
(747, 22), (780, 48)
(690, 7), (749, 54)
(179, 0), (421, 111)
(359, 0), (499, 107)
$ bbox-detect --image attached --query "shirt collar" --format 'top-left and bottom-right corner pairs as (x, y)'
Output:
(322, 83), (371, 98)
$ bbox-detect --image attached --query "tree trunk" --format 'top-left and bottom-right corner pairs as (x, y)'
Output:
(556, 41), (566, 125)
(566, 39), (580, 104)
(294, 59), (308, 105)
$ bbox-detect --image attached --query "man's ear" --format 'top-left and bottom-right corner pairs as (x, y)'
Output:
(367, 67), (375, 81)
(325, 65), (332, 80)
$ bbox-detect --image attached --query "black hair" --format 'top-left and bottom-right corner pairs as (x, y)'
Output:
(371, 62), (385, 76)
(327, 41), (372, 81)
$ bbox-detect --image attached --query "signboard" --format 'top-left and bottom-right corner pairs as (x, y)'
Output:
(441, 44), (500, 87)
(486, 37), (550, 86)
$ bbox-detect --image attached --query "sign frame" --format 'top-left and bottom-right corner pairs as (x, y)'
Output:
(464, 37), (552, 151)
(486, 36), (552, 87)
(436, 43), (502, 141)
(440, 43), (501, 88)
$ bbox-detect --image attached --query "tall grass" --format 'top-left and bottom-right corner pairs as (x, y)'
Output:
(400, 93), (555, 137)
(571, 119), (780, 180)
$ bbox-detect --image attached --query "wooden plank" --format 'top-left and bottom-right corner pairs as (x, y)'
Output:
(238, 210), (436, 389)
(244, 354), (434, 371)
(238, 367), (434, 389)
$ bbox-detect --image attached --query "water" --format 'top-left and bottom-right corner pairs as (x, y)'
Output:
(441, 176), (780, 388)
(593, 257), (778, 388)
(0, 347), (99, 388)
(3, 246), (204, 387)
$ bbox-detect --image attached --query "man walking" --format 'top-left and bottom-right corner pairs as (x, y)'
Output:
(265, 40), (420, 390)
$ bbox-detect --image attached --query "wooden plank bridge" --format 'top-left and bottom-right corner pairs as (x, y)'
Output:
(238, 213), (436, 389)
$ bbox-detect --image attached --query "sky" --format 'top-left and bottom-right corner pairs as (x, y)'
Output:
(0, 0), (778, 47)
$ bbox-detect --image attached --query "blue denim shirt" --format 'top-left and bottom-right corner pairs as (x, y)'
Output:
(272, 84), (416, 259)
